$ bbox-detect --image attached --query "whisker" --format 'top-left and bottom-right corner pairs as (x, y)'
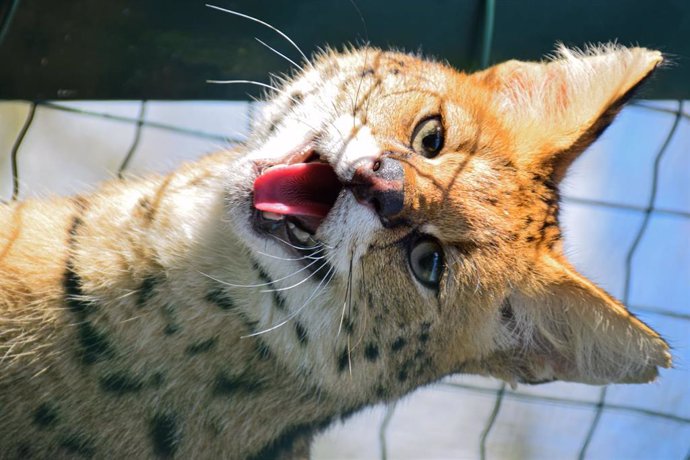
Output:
(198, 256), (322, 289)
(260, 259), (330, 293)
(268, 233), (334, 251)
(205, 4), (309, 64)
(241, 264), (336, 338)
(255, 248), (325, 261)
(255, 37), (305, 71)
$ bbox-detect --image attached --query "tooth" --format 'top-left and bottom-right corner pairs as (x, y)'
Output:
(262, 211), (284, 221)
(287, 221), (311, 243)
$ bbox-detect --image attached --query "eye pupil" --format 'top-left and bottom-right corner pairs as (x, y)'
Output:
(411, 117), (444, 158)
(422, 130), (441, 153)
(409, 237), (444, 289)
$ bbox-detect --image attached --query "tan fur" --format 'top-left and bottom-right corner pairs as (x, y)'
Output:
(0, 45), (670, 458)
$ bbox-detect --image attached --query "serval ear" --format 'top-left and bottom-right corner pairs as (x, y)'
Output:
(477, 255), (671, 385)
(472, 44), (663, 182)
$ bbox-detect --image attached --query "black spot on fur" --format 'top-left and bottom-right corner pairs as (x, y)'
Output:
(150, 412), (180, 458)
(59, 433), (95, 458)
(100, 372), (144, 394)
(390, 68), (400, 75)
(419, 327), (430, 343)
(185, 337), (217, 355)
(500, 299), (514, 323)
(337, 349), (349, 373)
(254, 262), (288, 311)
(164, 323), (180, 336)
(150, 372), (165, 388)
(246, 417), (334, 460)
(525, 235), (536, 243)
(63, 264), (90, 316)
(255, 341), (273, 361)
(272, 291), (288, 311)
(77, 321), (113, 364)
(364, 343), (379, 362)
(342, 316), (354, 335)
(16, 442), (32, 457)
(137, 276), (160, 307)
(397, 368), (408, 382)
(294, 322), (308, 346)
(205, 288), (235, 311)
(33, 403), (58, 428)
(391, 337), (407, 352)
(213, 372), (263, 395)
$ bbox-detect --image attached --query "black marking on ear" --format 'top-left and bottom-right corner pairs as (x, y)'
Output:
(100, 372), (144, 394)
(213, 372), (263, 395)
(33, 403), (59, 428)
(337, 349), (349, 373)
(185, 337), (217, 355)
(137, 275), (160, 307)
(364, 343), (379, 362)
(391, 337), (407, 352)
(78, 321), (114, 364)
(150, 412), (180, 458)
(294, 322), (308, 346)
(59, 433), (95, 458)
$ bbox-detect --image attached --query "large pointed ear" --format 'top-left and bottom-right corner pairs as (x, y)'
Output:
(472, 255), (671, 385)
(472, 44), (663, 182)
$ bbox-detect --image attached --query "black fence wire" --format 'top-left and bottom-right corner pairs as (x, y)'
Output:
(2, 96), (688, 459)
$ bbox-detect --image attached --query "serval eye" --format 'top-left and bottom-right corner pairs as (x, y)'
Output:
(411, 116), (444, 158)
(408, 236), (444, 289)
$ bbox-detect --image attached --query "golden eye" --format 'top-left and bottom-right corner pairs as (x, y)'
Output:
(411, 116), (444, 158)
(408, 236), (444, 289)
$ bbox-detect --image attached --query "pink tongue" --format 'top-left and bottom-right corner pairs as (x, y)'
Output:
(254, 163), (341, 218)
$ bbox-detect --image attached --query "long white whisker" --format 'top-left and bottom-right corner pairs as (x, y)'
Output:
(198, 257), (321, 289)
(260, 260), (330, 293)
(241, 265), (336, 338)
(255, 248), (325, 261)
(206, 79), (282, 93)
(255, 37), (304, 71)
(269, 233), (334, 251)
(205, 4), (309, 63)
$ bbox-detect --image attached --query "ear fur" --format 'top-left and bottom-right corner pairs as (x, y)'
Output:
(486, 255), (671, 385)
(473, 44), (663, 182)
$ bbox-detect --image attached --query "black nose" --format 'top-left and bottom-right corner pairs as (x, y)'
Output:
(349, 155), (404, 220)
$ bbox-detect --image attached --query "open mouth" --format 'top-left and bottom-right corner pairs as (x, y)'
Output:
(252, 146), (343, 270)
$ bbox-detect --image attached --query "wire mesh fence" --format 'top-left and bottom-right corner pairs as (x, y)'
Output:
(1, 97), (688, 459)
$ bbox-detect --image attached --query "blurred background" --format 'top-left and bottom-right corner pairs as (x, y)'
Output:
(1, 0), (688, 458)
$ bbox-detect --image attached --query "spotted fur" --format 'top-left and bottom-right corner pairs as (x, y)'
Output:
(0, 44), (671, 458)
